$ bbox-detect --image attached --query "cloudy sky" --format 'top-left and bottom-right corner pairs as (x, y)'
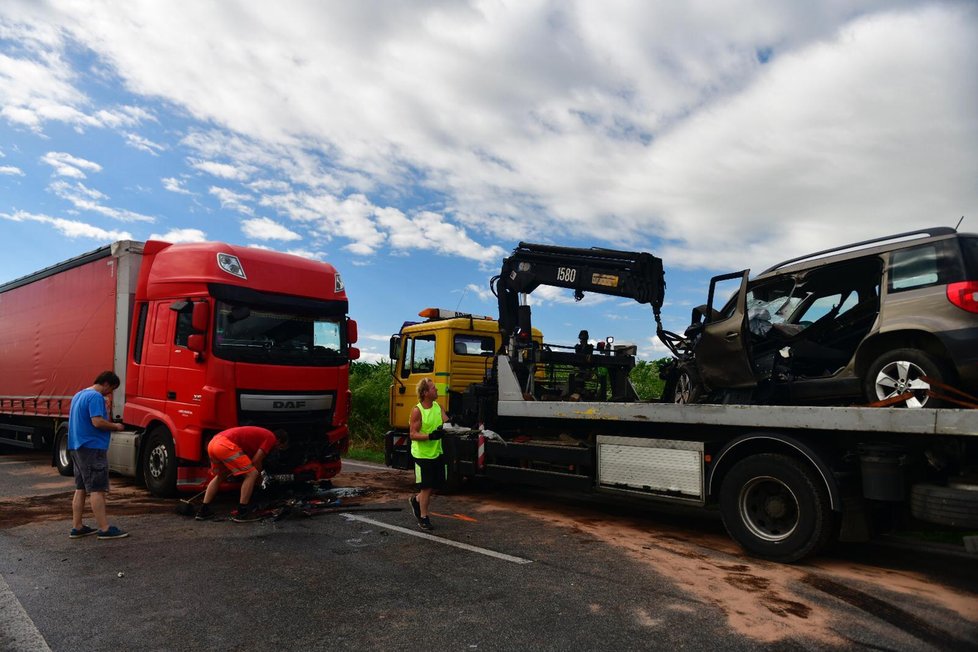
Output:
(1, 1), (975, 361)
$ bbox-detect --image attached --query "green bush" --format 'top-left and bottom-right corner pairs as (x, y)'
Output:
(629, 358), (672, 400)
(348, 361), (392, 451)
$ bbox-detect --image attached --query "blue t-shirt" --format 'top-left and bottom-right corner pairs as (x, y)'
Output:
(68, 388), (111, 450)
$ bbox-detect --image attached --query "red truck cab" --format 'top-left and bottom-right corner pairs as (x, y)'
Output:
(123, 240), (357, 495)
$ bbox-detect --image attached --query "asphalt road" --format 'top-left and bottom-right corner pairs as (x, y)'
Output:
(1, 449), (977, 651)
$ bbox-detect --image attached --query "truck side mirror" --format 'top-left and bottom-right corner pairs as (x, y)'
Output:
(192, 302), (210, 332)
(389, 335), (401, 361)
(347, 319), (358, 344)
(187, 334), (206, 354)
(349, 346), (361, 361)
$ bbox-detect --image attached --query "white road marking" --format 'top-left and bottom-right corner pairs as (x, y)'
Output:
(339, 460), (389, 471)
(342, 513), (533, 565)
(0, 573), (52, 652)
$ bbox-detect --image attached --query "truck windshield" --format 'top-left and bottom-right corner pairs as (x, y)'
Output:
(213, 301), (346, 366)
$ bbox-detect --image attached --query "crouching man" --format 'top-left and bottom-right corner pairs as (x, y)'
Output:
(196, 426), (288, 522)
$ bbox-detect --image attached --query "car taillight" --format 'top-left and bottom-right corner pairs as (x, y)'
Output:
(946, 281), (978, 313)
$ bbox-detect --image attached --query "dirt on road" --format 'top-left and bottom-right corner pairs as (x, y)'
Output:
(0, 468), (412, 529)
(3, 465), (976, 649)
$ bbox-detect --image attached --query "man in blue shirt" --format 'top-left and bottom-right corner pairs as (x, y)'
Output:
(68, 371), (128, 540)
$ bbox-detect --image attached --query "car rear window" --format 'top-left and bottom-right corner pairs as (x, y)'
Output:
(959, 236), (978, 278)
(888, 240), (962, 292)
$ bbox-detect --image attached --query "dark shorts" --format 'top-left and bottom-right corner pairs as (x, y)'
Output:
(71, 448), (109, 493)
(414, 456), (447, 490)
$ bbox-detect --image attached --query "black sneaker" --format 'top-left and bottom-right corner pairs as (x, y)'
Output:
(408, 496), (421, 522)
(195, 504), (214, 521)
(230, 507), (262, 523)
(418, 516), (433, 531)
(96, 526), (129, 540)
(69, 525), (98, 539)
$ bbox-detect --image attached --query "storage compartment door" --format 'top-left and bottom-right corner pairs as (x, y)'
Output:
(597, 436), (704, 504)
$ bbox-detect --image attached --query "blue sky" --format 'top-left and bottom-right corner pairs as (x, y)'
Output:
(1, 1), (976, 362)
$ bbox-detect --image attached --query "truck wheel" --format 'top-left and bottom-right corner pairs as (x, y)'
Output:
(910, 483), (978, 529)
(54, 424), (73, 477)
(864, 348), (948, 408)
(719, 453), (833, 563)
(143, 426), (178, 497)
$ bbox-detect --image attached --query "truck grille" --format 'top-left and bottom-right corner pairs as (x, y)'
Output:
(237, 391), (338, 470)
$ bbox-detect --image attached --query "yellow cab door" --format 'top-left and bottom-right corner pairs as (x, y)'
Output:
(391, 331), (443, 429)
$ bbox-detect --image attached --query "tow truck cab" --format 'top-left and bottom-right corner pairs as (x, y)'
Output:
(385, 308), (541, 468)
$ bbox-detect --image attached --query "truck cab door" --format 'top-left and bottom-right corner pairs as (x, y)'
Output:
(390, 333), (438, 429)
(165, 302), (207, 449)
(695, 270), (757, 390)
(138, 302), (173, 410)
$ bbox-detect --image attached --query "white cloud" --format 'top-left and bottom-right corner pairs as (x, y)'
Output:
(124, 131), (164, 155)
(162, 177), (193, 195)
(2, 210), (132, 240)
(463, 282), (494, 303)
(641, 335), (673, 361)
(0, 1), (975, 272)
(209, 185), (254, 214)
(49, 179), (104, 201)
(191, 159), (251, 181)
(248, 179), (291, 193)
(376, 208), (506, 264)
(261, 190), (386, 255)
(241, 216), (300, 241)
(48, 180), (154, 222)
(526, 285), (615, 307)
(41, 151), (101, 178)
(0, 165), (23, 175)
(149, 228), (207, 243)
(0, 16), (152, 135)
(0, 39), (89, 132)
(355, 349), (386, 364)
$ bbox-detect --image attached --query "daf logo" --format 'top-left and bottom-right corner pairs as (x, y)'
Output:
(273, 400), (306, 409)
(239, 394), (333, 412)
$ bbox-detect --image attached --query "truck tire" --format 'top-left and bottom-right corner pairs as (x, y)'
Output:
(864, 348), (948, 408)
(910, 483), (978, 529)
(54, 424), (73, 477)
(143, 426), (178, 497)
(719, 453), (834, 563)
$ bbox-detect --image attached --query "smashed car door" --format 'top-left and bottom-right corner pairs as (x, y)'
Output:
(695, 270), (756, 389)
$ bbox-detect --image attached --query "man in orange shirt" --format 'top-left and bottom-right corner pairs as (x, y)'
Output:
(195, 426), (288, 522)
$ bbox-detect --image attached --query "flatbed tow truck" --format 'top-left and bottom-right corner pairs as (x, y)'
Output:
(386, 243), (977, 562)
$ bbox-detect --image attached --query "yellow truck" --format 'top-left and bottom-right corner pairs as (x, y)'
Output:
(385, 307), (541, 470)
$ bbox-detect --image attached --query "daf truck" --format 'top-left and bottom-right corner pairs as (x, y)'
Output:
(0, 240), (358, 497)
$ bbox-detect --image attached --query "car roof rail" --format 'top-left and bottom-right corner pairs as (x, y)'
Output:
(759, 226), (958, 275)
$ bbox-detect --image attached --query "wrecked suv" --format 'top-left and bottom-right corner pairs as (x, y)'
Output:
(665, 226), (978, 407)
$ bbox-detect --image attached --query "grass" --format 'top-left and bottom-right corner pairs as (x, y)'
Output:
(344, 444), (386, 464)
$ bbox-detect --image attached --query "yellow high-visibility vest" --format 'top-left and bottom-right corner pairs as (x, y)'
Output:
(411, 402), (444, 459)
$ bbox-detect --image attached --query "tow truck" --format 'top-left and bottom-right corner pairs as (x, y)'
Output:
(386, 242), (978, 562)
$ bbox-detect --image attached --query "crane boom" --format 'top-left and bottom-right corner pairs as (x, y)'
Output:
(494, 241), (674, 351)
